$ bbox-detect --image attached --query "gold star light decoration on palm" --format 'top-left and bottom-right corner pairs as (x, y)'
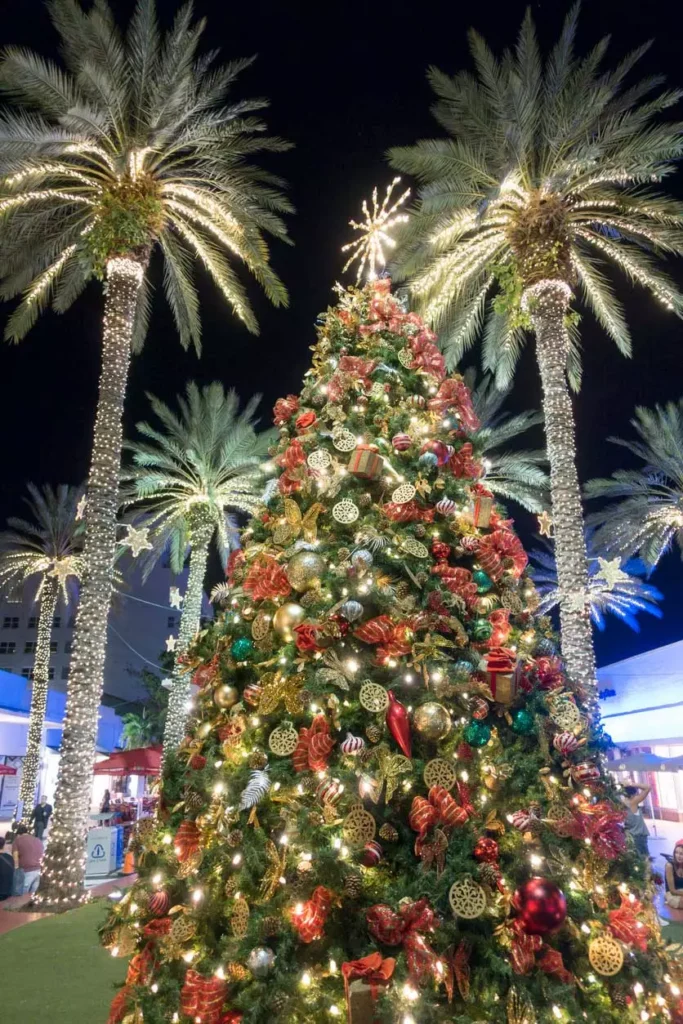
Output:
(341, 177), (411, 283)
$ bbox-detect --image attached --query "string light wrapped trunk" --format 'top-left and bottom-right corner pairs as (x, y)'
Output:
(163, 510), (215, 752)
(38, 256), (145, 906)
(523, 280), (598, 703)
(17, 576), (59, 816)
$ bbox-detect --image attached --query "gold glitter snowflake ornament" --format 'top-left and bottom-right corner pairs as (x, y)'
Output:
(341, 177), (411, 283)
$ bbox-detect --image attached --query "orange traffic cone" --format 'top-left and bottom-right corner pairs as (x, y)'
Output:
(122, 848), (136, 874)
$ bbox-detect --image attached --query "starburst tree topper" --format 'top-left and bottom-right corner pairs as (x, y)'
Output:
(341, 177), (410, 283)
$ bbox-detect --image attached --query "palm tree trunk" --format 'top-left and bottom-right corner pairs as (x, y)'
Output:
(18, 577), (59, 817)
(163, 529), (212, 753)
(38, 257), (144, 905)
(525, 280), (598, 705)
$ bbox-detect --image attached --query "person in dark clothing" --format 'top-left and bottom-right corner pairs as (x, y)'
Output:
(621, 783), (651, 856)
(29, 796), (52, 839)
(0, 835), (14, 901)
(665, 839), (683, 909)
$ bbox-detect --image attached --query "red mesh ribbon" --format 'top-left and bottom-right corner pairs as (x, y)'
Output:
(409, 788), (469, 854)
(409, 796), (439, 853)
(431, 540), (451, 564)
(487, 608), (511, 646)
(226, 549), (245, 585)
(366, 898), (440, 985)
(243, 555), (291, 602)
(535, 656), (565, 691)
(107, 988), (134, 1024)
(180, 970), (228, 1024)
(174, 820), (200, 863)
(609, 892), (650, 951)
(448, 442), (482, 479)
(341, 952), (395, 1023)
(538, 947), (574, 985)
(410, 332), (446, 380)
(273, 394), (299, 426)
(381, 499), (435, 523)
(293, 714), (334, 772)
(430, 565), (478, 608)
(355, 615), (426, 663)
(427, 378), (479, 429)
(126, 947), (156, 985)
(510, 919), (543, 974)
(428, 785), (469, 828)
(478, 529), (528, 581)
(291, 886), (334, 943)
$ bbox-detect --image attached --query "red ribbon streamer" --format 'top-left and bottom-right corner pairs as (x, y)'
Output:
(366, 898), (441, 985)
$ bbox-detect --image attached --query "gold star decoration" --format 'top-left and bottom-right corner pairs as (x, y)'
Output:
(341, 177), (411, 283)
(169, 586), (183, 610)
(120, 524), (153, 557)
(595, 556), (629, 591)
(537, 511), (553, 538)
(76, 495), (87, 520)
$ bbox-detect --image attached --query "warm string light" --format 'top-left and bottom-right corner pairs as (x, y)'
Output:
(37, 256), (144, 905)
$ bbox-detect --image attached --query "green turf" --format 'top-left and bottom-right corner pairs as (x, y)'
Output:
(0, 900), (126, 1023)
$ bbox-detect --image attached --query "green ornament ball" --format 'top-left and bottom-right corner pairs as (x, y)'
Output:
(472, 569), (493, 594)
(463, 720), (491, 748)
(511, 708), (535, 736)
(470, 618), (493, 642)
(453, 658), (474, 677)
(231, 636), (255, 662)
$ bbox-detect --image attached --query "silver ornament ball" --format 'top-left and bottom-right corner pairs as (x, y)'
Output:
(247, 946), (276, 977)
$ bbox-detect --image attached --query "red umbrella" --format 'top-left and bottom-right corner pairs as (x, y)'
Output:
(0, 764), (17, 775)
(93, 745), (162, 777)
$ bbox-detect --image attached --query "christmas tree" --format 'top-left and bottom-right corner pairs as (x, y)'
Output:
(102, 278), (681, 1024)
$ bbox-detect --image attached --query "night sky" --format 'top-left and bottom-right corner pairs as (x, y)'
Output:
(1, 0), (682, 669)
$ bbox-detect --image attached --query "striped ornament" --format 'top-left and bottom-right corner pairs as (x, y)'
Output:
(341, 732), (366, 755)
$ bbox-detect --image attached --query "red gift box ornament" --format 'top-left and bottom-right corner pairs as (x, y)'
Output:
(180, 970), (228, 1024)
(366, 898), (442, 987)
(342, 952), (395, 1024)
(348, 445), (383, 480)
(484, 647), (517, 704)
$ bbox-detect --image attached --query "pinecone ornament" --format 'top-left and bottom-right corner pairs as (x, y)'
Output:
(344, 873), (363, 898)
(366, 723), (382, 744)
(337, 547), (350, 562)
(300, 590), (318, 608)
(249, 751), (268, 770)
(395, 581), (411, 600)
(414, 523), (426, 538)
(227, 962), (250, 983)
(183, 789), (204, 814)
(260, 915), (282, 939)
(379, 823), (398, 842)
(271, 992), (289, 1015)
(478, 862), (499, 887)
(227, 829), (243, 848)
(358, 492), (372, 508)
(224, 877), (239, 898)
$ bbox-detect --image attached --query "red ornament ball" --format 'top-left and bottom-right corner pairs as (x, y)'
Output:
(361, 840), (383, 867)
(514, 877), (567, 935)
(473, 837), (499, 864)
(148, 890), (170, 917)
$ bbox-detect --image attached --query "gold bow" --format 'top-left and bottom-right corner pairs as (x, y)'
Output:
(257, 672), (306, 716)
(366, 744), (412, 803)
(272, 498), (325, 546)
(256, 839), (288, 903)
(412, 633), (458, 681)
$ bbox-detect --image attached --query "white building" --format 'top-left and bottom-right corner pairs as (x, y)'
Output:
(598, 639), (683, 823)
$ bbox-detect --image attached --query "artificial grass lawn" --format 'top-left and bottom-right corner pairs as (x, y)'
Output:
(0, 900), (126, 1023)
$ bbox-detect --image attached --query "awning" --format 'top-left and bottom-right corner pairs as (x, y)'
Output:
(609, 752), (683, 774)
(93, 745), (162, 777)
(0, 764), (17, 775)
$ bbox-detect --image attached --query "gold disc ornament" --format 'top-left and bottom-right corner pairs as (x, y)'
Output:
(251, 611), (272, 641)
(413, 702), (452, 742)
(230, 897), (250, 939)
(342, 802), (377, 846)
(398, 347), (414, 368)
(391, 483), (417, 504)
(402, 537), (429, 558)
(449, 877), (487, 919)
(268, 721), (299, 757)
(548, 695), (583, 732)
(272, 602), (306, 641)
(588, 934), (624, 976)
(286, 551), (326, 591)
(332, 428), (357, 452)
(333, 499), (360, 524)
(307, 449), (333, 470)
(424, 758), (457, 791)
(359, 681), (389, 713)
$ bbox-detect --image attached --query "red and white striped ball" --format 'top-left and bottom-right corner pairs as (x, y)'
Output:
(436, 498), (457, 516)
(392, 433), (412, 451)
(571, 761), (601, 785)
(553, 732), (579, 757)
(148, 890), (170, 917)
(510, 809), (536, 832)
(361, 840), (383, 867)
(242, 683), (262, 707)
(316, 777), (343, 806)
(460, 536), (480, 554)
(340, 732), (365, 755)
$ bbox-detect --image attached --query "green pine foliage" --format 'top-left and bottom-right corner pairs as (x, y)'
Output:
(101, 282), (676, 1024)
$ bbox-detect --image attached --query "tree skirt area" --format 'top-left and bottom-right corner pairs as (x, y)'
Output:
(0, 900), (126, 1023)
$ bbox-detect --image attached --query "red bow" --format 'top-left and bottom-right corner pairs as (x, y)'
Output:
(291, 886), (334, 943)
(125, 947), (156, 985)
(535, 656), (565, 690)
(538, 947), (574, 985)
(448, 442), (481, 479)
(366, 899), (440, 985)
(107, 988), (135, 1024)
(243, 555), (291, 602)
(430, 565), (478, 608)
(354, 615), (427, 664)
(180, 970), (228, 1024)
(510, 919), (543, 974)
(273, 394), (299, 426)
(609, 892), (650, 951)
(487, 608), (511, 647)
(341, 952), (395, 1023)
(381, 499), (435, 523)
(477, 528), (528, 581)
(410, 333), (446, 380)
(427, 377), (479, 428)
(292, 714), (335, 772)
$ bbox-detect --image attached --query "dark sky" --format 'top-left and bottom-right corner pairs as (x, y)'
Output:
(1, 0), (682, 668)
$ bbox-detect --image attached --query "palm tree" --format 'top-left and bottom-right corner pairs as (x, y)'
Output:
(0, 0), (290, 902)
(585, 401), (683, 567)
(0, 484), (83, 816)
(122, 382), (274, 751)
(530, 532), (662, 633)
(465, 369), (548, 513)
(388, 6), (683, 696)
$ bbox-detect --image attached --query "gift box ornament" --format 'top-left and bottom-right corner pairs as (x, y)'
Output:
(467, 493), (493, 528)
(484, 647), (517, 704)
(343, 953), (395, 1024)
(348, 446), (383, 480)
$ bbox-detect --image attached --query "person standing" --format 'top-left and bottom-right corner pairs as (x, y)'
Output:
(12, 823), (43, 895)
(621, 783), (652, 857)
(30, 795), (53, 839)
(0, 835), (14, 901)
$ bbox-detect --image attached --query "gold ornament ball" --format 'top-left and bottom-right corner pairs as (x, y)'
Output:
(272, 602), (306, 641)
(197, 721), (213, 740)
(213, 684), (239, 709)
(286, 550), (326, 592)
(413, 702), (452, 742)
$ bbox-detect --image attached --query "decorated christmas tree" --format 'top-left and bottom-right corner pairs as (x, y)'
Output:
(102, 277), (681, 1024)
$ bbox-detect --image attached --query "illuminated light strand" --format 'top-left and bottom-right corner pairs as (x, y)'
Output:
(37, 255), (145, 906)
(0, 190), (96, 215)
